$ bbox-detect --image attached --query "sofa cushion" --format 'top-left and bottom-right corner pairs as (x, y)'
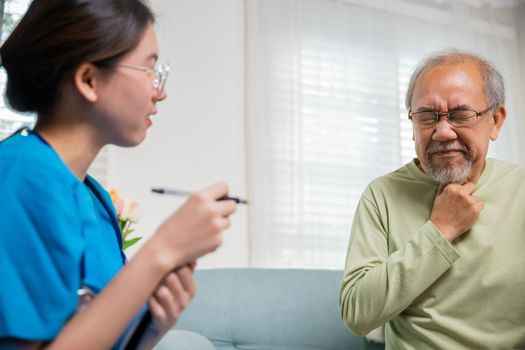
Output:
(174, 268), (384, 350)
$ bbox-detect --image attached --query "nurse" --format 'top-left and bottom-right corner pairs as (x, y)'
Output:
(0, 0), (237, 349)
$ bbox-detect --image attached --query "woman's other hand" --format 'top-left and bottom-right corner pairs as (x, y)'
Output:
(134, 264), (196, 349)
(148, 265), (196, 333)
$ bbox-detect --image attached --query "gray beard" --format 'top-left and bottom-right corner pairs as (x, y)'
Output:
(427, 157), (472, 184)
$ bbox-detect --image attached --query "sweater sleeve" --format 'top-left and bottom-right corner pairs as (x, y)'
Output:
(339, 188), (460, 335)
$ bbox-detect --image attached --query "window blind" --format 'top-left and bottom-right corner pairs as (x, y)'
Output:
(246, 0), (525, 268)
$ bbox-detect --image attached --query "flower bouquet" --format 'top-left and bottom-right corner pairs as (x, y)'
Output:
(109, 189), (143, 250)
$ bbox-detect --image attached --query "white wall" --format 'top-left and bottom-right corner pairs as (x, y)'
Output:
(108, 0), (249, 268)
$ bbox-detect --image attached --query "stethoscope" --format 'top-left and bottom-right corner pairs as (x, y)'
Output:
(77, 286), (95, 312)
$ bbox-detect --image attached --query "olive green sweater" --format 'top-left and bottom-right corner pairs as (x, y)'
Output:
(340, 158), (525, 349)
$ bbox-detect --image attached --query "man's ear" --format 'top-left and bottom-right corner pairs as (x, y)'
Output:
(74, 63), (100, 103)
(408, 110), (415, 141)
(490, 105), (506, 141)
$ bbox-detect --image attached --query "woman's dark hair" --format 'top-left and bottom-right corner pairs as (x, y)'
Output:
(0, 0), (155, 115)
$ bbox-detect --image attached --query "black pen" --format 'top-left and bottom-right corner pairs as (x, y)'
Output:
(151, 187), (249, 204)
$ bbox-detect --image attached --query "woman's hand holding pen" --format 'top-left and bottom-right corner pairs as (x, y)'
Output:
(130, 183), (235, 349)
(153, 182), (237, 269)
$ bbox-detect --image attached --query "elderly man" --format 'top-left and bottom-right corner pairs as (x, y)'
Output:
(339, 51), (525, 349)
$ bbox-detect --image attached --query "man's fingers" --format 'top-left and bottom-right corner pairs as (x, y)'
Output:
(460, 182), (476, 195)
(476, 200), (485, 212)
(438, 182), (476, 196)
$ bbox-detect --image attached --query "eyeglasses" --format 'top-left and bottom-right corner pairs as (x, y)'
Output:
(117, 62), (170, 94)
(408, 104), (494, 127)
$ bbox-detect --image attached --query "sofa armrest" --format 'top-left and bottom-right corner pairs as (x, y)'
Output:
(154, 330), (215, 350)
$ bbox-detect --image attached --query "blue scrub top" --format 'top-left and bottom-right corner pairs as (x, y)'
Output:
(0, 132), (127, 341)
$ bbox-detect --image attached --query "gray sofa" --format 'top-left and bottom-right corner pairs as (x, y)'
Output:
(155, 268), (384, 350)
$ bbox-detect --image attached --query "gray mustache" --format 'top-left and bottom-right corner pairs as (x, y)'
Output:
(426, 142), (468, 154)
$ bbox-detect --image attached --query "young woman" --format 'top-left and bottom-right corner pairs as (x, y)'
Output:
(0, 0), (237, 349)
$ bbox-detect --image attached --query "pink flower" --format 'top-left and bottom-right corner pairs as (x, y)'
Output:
(108, 188), (143, 250)
(120, 199), (143, 223)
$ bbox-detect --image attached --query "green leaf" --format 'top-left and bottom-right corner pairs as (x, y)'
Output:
(118, 218), (128, 232)
(122, 228), (134, 239)
(123, 237), (142, 250)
